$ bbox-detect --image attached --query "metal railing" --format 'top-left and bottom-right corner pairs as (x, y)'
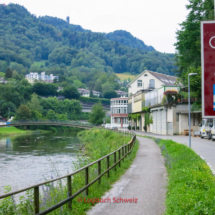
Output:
(0, 130), (136, 215)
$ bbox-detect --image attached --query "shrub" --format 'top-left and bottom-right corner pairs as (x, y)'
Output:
(132, 126), (135, 130)
(136, 126), (139, 131)
(128, 125), (131, 130)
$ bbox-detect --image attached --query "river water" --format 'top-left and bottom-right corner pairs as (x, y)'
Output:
(0, 130), (83, 195)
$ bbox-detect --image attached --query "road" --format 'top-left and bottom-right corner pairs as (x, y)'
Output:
(87, 136), (167, 215)
(134, 131), (215, 174)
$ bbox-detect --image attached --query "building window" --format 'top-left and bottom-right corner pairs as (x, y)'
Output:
(137, 80), (142, 87)
(144, 74), (148, 76)
(149, 79), (155, 88)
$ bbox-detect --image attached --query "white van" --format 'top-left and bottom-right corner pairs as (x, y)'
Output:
(199, 119), (213, 139)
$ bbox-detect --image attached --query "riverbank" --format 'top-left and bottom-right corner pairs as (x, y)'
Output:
(0, 128), (139, 215)
(0, 126), (51, 138)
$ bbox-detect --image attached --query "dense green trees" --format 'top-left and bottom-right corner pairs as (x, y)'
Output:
(63, 86), (80, 99)
(89, 102), (106, 125)
(0, 3), (177, 94)
(175, 0), (213, 98)
(32, 82), (58, 97)
(103, 90), (119, 99)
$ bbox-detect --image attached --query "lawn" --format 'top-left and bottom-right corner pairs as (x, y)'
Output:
(115, 72), (137, 81)
(0, 126), (29, 136)
(31, 61), (47, 67)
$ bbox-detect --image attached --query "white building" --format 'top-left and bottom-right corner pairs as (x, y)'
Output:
(127, 70), (179, 96)
(78, 88), (101, 97)
(115, 90), (128, 98)
(110, 98), (128, 128)
(25, 72), (59, 83)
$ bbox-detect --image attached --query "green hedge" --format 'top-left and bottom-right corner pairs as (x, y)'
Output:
(79, 96), (110, 105)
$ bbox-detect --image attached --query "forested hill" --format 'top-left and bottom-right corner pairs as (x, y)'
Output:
(38, 17), (155, 52)
(106, 30), (155, 51)
(0, 3), (177, 91)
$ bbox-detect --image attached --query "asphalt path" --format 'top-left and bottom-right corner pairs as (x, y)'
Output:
(134, 131), (215, 174)
(87, 136), (167, 215)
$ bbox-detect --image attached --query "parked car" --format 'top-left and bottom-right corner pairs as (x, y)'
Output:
(105, 124), (111, 128)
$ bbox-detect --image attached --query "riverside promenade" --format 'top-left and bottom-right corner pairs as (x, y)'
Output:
(87, 136), (167, 215)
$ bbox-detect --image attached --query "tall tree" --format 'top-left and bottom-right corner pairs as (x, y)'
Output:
(27, 93), (43, 113)
(89, 102), (105, 125)
(5, 68), (13, 79)
(63, 86), (80, 99)
(175, 0), (214, 98)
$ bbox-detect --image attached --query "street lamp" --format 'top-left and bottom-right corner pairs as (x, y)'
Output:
(188, 73), (197, 148)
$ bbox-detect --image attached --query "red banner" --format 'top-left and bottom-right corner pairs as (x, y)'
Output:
(201, 21), (215, 118)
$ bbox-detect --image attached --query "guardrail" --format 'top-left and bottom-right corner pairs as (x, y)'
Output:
(0, 129), (136, 215)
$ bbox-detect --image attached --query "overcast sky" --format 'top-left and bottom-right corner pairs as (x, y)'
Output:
(2, 0), (190, 53)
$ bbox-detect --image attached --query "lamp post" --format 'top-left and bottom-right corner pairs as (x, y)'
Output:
(188, 73), (197, 148)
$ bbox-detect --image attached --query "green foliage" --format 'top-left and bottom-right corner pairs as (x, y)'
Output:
(131, 113), (141, 121)
(161, 95), (167, 105)
(5, 68), (13, 79)
(106, 30), (155, 51)
(63, 86), (80, 99)
(46, 109), (58, 120)
(15, 105), (32, 120)
(175, 0), (214, 98)
(144, 113), (153, 128)
(191, 101), (202, 111)
(142, 106), (149, 112)
(27, 93), (43, 113)
(155, 138), (215, 214)
(0, 3), (176, 94)
(32, 82), (58, 97)
(89, 102), (106, 125)
(103, 89), (118, 99)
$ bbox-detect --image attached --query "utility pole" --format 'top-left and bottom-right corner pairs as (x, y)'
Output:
(188, 73), (197, 148)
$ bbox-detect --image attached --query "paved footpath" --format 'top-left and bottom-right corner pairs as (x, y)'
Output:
(87, 136), (167, 215)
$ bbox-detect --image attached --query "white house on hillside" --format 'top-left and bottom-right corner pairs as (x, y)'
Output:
(78, 88), (101, 97)
(127, 70), (179, 96)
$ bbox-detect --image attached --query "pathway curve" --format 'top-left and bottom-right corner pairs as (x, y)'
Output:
(134, 131), (215, 174)
(87, 136), (167, 215)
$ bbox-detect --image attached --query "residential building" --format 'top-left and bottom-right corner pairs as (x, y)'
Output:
(25, 72), (59, 83)
(78, 88), (101, 97)
(115, 90), (128, 98)
(110, 98), (128, 128)
(0, 77), (7, 84)
(127, 70), (179, 96)
(126, 70), (200, 135)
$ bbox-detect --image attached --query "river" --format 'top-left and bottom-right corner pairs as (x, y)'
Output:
(0, 130), (83, 195)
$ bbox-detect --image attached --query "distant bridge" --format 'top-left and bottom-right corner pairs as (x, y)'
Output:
(0, 120), (96, 129)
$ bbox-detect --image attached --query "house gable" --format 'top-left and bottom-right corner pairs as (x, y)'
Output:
(127, 70), (164, 96)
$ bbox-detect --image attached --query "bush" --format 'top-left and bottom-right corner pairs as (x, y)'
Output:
(136, 126), (139, 131)
(143, 125), (147, 131)
(128, 125), (131, 130)
(132, 126), (135, 130)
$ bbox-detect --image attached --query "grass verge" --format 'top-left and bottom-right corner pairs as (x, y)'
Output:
(0, 126), (31, 137)
(152, 137), (215, 214)
(0, 128), (139, 215)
